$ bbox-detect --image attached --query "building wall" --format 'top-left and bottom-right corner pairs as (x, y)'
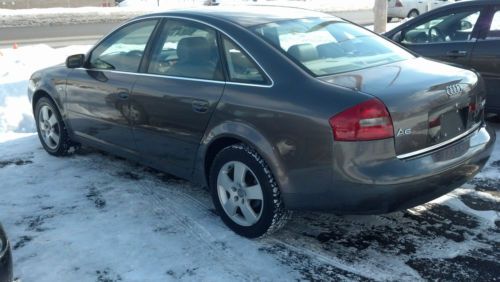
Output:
(0, 0), (115, 9)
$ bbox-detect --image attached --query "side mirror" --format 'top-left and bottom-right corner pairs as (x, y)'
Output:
(392, 31), (403, 42)
(461, 20), (472, 30)
(66, 54), (85, 69)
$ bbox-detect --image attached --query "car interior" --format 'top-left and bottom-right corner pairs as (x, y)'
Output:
(162, 36), (220, 80)
(402, 10), (480, 44)
(147, 26), (268, 83)
(255, 21), (410, 76)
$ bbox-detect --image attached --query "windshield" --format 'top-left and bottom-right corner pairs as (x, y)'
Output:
(251, 18), (414, 76)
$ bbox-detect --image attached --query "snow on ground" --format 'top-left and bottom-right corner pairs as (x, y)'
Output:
(0, 0), (374, 27)
(0, 44), (91, 133)
(0, 45), (499, 281)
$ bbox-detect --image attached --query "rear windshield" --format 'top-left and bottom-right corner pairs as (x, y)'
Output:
(251, 18), (414, 76)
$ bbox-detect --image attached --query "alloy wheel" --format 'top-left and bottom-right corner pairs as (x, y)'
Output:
(38, 105), (61, 150)
(216, 161), (264, 227)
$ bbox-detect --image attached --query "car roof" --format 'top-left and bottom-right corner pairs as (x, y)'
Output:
(138, 6), (339, 27)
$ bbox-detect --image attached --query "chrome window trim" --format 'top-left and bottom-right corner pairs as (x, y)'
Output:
(396, 123), (482, 159)
(77, 68), (226, 85)
(86, 15), (274, 88)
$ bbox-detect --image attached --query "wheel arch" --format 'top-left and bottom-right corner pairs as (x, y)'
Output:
(194, 121), (289, 195)
(408, 8), (420, 17)
(32, 88), (63, 115)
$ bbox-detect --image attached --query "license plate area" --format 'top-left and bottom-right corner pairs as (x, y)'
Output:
(440, 107), (468, 139)
(432, 136), (469, 161)
(428, 106), (470, 144)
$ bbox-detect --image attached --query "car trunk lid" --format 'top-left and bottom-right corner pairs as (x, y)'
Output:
(320, 57), (485, 157)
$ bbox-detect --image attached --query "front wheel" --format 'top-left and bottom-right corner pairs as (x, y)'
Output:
(209, 144), (291, 238)
(35, 97), (72, 156)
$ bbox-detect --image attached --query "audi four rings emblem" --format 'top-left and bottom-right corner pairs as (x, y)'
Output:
(446, 84), (463, 97)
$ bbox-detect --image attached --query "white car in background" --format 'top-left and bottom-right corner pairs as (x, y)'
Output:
(388, 0), (455, 21)
(116, 0), (158, 7)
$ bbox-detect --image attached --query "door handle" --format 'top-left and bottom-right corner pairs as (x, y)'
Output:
(446, 50), (468, 58)
(192, 100), (209, 113)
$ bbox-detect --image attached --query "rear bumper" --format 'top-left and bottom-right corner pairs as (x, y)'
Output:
(0, 226), (12, 282)
(282, 124), (495, 213)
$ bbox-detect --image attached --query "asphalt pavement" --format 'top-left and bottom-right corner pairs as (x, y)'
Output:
(0, 23), (118, 48)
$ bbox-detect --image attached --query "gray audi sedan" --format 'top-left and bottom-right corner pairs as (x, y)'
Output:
(28, 7), (495, 238)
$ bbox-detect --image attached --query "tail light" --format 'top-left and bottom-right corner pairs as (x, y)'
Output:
(329, 98), (394, 141)
(395, 0), (403, 7)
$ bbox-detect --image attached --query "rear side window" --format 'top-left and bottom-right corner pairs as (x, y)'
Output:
(252, 18), (413, 77)
(147, 19), (223, 81)
(222, 36), (267, 84)
(89, 20), (157, 72)
(486, 10), (500, 39)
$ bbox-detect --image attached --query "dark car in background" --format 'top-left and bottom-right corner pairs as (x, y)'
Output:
(28, 7), (495, 238)
(384, 0), (500, 114)
(0, 224), (13, 282)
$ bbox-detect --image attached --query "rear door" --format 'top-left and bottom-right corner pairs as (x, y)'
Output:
(129, 19), (225, 178)
(399, 6), (486, 68)
(66, 19), (159, 155)
(469, 5), (500, 113)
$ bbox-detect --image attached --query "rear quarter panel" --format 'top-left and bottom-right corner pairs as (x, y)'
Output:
(189, 15), (381, 202)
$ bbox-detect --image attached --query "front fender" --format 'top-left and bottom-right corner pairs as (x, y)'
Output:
(193, 121), (290, 193)
(29, 65), (70, 117)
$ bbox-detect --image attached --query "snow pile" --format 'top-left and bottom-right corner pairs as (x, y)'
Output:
(0, 44), (90, 133)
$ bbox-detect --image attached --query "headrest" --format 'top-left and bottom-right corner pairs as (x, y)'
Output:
(287, 43), (319, 62)
(317, 42), (344, 59)
(177, 36), (210, 62)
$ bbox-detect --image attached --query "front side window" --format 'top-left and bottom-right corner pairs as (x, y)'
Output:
(222, 36), (266, 84)
(89, 20), (158, 72)
(402, 10), (481, 44)
(252, 18), (413, 77)
(148, 20), (222, 80)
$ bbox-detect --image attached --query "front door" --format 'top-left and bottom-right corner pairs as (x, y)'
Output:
(65, 19), (159, 155)
(399, 7), (485, 68)
(130, 19), (225, 178)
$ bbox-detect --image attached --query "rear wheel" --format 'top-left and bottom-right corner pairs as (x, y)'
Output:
(35, 97), (72, 156)
(408, 9), (419, 18)
(209, 144), (291, 238)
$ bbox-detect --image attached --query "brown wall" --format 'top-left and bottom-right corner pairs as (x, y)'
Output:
(0, 0), (115, 9)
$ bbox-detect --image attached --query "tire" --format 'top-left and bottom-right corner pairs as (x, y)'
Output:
(408, 9), (419, 18)
(387, 17), (393, 23)
(34, 97), (72, 156)
(209, 143), (291, 238)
